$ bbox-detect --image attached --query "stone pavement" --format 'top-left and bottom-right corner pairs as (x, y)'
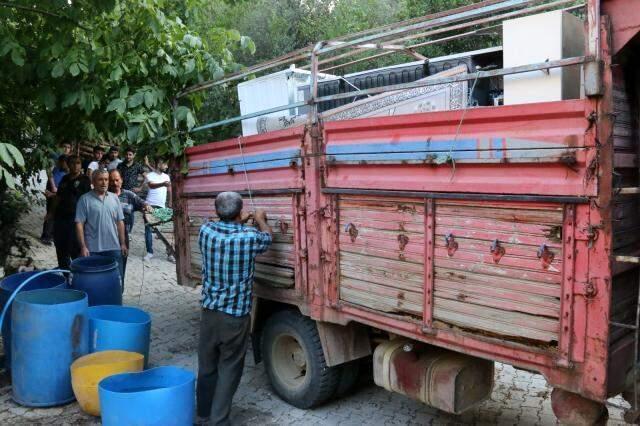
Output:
(0, 206), (630, 425)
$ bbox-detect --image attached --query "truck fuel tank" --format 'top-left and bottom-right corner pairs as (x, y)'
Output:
(373, 339), (494, 414)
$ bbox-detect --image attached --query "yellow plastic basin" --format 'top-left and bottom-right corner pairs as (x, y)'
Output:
(71, 350), (144, 416)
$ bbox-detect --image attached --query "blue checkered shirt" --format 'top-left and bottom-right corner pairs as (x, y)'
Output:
(199, 220), (272, 316)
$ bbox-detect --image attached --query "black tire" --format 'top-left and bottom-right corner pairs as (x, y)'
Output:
(335, 359), (361, 399)
(261, 310), (339, 408)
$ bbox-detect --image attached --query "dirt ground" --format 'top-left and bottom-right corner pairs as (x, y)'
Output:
(0, 204), (630, 425)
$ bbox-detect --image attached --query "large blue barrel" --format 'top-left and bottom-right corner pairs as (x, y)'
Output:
(12, 289), (89, 407)
(99, 366), (195, 426)
(70, 256), (121, 306)
(88, 305), (151, 367)
(0, 270), (67, 369)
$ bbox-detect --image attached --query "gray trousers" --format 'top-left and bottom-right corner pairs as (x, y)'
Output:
(197, 309), (250, 425)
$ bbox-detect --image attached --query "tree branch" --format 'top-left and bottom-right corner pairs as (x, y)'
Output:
(0, 2), (91, 31)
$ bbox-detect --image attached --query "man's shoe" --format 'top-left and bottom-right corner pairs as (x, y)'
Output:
(143, 253), (154, 261)
(167, 254), (175, 263)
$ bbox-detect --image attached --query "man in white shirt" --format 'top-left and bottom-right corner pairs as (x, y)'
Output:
(143, 159), (171, 261)
(106, 146), (122, 171)
(86, 145), (105, 179)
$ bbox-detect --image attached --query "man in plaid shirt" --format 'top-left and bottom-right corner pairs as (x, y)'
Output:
(196, 191), (272, 426)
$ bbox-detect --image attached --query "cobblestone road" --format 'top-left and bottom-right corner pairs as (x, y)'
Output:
(0, 207), (630, 425)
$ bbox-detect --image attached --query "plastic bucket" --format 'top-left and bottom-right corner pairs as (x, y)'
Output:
(71, 350), (144, 416)
(70, 256), (121, 306)
(11, 289), (89, 407)
(88, 305), (151, 367)
(99, 366), (195, 426)
(0, 270), (67, 369)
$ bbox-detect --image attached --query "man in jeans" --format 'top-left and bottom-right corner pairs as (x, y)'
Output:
(75, 169), (128, 290)
(196, 192), (272, 426)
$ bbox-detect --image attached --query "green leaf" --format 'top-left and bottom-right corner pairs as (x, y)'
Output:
(0, 144), (13, 167)
(184, 58), (195, 73)
(42, 89), (56, 111)
(69, 63), (80, 77)
(228, 29), (241, 42)
(11, 46), (25, 66)
(128, 92), (144, 108)
(51, 62), (65, 78)
(51, 42), (64, 58)
(144, 91), (155, 109)
(106, 98), (127, 114)
(0, 168), (16, 189)
(139, 60), (148, 76)
(127, 125), (140, 142)
(62, 91), (79, 107)
(174, 106), (189, 121)
(110, 65), (123, 81)
(5, 144), (24, 168)
(240, 36), (256, 55)
(186, 110), (196, 130)
(119, 86), (129, 98)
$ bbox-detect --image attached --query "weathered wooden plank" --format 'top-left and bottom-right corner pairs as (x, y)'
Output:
(338, 217), (424, 233)
(340, 252), (423, 274)
(338, 207), (425, 224)
(340, 245), (423, 263)
(340, 280), (423, 316)
(434, 247), (563, 273)
(435, 267), (560, 297)
(433, 237), (559, 259)
(338, 199), (425, 215)
(435, 257), (562, 285)
(614, 153), (637, 168)
(340, 263), (423, 290)
(339, 234), (424, 256)
(434, 281), (560, 318)
(434, 305), (558, 343)
(434, 227), (562, 248)
(255, 272), (294, 288)
(255, 263), (294, 278)
(436, 215), (563, 236)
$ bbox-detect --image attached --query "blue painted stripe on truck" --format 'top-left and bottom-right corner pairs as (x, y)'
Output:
(188, 148), (301, 176)
(326, 139), (478, 154)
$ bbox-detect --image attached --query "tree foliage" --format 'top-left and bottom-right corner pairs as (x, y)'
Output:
(0, 0), (248, 185)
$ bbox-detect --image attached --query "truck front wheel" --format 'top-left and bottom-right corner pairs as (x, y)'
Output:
(261, 310), (339, 408)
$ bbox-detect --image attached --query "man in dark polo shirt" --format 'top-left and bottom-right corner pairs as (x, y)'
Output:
(75, 169), (127, 290)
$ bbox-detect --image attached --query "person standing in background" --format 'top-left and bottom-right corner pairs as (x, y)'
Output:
(76, 169), (127, 291)
(48, 155), (91, 269)
(40, 155), (68, 245)
(106, 146), (122, 171)
(85, 145), (105, 179)
(108, 169), (150, 290)
(117, 147), (146, 191)
(143, 159), (171, 261)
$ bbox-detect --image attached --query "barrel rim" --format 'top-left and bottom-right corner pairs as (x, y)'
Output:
(70, 256), (117, 273)
(98, 366), (195, 395)
(87, 305), (151, 325)
(14, 288), (87, 305)
(0, 270), (66, 291)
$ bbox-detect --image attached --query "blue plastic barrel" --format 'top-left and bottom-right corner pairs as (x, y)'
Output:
(0, 270), (67, 369)
(99, 366), (195, 426)
(12, 289), (89, 407)
(88, 305), (151, 367)
(70, 256), (121, 306)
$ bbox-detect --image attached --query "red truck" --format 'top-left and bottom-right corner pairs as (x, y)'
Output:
(172, 0), (640, 423)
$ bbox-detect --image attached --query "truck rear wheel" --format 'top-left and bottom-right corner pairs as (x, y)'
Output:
(261, 310), (339, 408)
(550, 388), (608, 425)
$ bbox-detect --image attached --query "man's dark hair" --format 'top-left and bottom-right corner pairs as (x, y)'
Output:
(108, 146), (118, 153)
(66, 154), (81, 164)
(215, 192), (243, 222)
(93, 145), (104, 153)
(124, 147), (135, 154)
(57, 154), (68, 165)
